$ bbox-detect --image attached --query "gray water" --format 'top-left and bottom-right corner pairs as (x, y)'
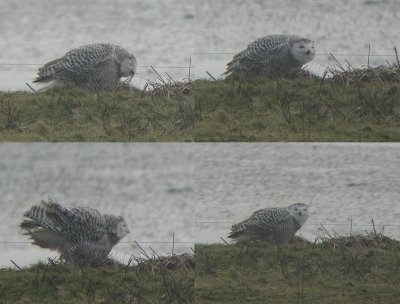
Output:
(1, 0), (399, 90)
(0, 143), (194, 267)
(195, 0), (400, 79)
(1, 143), (400, 267)
(194, 143), (400, 244)
(0, 0), (194, 91)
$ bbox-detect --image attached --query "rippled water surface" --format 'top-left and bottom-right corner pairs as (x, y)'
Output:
(0, 0), (194, 91)
(1, 143), (399, 267)
(194, 143), (400, 244)
(0, 143), (194, 267)
(1, 0), (399, 90)
(195, 0), (400, 78)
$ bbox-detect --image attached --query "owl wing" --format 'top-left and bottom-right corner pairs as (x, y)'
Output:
(33, 43), (115, 83)
(245, 35), (290, 58)
(59, 44), (115, 78)
(88, 58), (120, 91)
(243, 36), (290, 72)
(21, 200), (107, 243)
(229, 207), (291, 238)
(224, 35), (289, 75)
(247, 207), (291, 233)
(57, 205), (108, 241)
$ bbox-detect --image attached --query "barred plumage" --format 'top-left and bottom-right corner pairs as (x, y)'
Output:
(224, 34), (315, 78)
(228, 203), (310, 244)
(20, 199), (130, 266)
(33, 43), (137, 91)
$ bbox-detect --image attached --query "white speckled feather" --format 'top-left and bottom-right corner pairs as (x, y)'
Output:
(224, 34), (315, 78)
(33, 43), (137, 91)
(20, 199), (130, 266)
(228, 203), (310, 244)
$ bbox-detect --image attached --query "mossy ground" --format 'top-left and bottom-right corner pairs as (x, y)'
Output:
(1, 74), (399, 141)
(0, 259), (194, 304)
(195, 238), (400, 304)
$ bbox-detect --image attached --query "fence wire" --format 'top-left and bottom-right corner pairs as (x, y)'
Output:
(0, 51), (398, 67)
(193, 52), (399, 57)
(195, 221), (400, 227)
(0, 63), (193, 68)
(0, 240), (194, 244)
(2, 221), (396, 244)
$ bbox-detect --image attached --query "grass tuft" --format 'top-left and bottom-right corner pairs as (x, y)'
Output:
(195, 230), (400, 303)
(1, 65), (399, 141)
(0, 253), (194, 304)
(0, 81), (194, 141)
(194, 68), (400, 141)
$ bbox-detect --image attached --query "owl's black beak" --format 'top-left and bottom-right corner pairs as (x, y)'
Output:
(305, 50), (311, 55)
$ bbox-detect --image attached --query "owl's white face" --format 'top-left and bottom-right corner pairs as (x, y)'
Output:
(290, 40), (315, 65)
(120, 57), (137, 77)
(287, 203), (310, 226)
(116, 218), (130, 239)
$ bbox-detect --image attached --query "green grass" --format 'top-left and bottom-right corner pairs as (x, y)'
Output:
(0, 76), (399, 141)
(195, 237), (400, 304)
(194, 77), (400, 141)
(0, 87), (194, 141)
(0, 258), (194, 304)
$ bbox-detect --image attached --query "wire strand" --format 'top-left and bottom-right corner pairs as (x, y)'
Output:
(195, 221), (400, 227)
(192, 52), (399, 57)
(2, 222), (397, 244)
(0, 51), (398, 67)
(0, 240), (194, 244)
(0, 241), (195, 244)
(0, 64), (193, 68)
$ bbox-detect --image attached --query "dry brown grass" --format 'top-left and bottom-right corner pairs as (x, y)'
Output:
(316, 220), (400, 250)
(326, 49), (400, 85)
(134, 253), (195, 273)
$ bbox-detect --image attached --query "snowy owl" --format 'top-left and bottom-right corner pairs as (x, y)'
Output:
(33, 43), (137, 91)
(224, 34), (315, 79)
(228, 203), (309, 244)
(20, 199), (130, 266)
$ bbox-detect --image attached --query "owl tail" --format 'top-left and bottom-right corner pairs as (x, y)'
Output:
(227, 230), (241, 239)
(227, 230), (253, 242)
(20, 200), (69, 251)
(224, 46), (253, 76)
(20, 200), (66, 234)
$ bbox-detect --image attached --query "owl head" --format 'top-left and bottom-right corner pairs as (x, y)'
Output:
(287, 203), (310, 226)
(120, 55), (137, 77)
(289, 37), (316, 65)
(115, 47), (137, 77)
(115, 216), (130, 238)
(106, 215), (130, 242)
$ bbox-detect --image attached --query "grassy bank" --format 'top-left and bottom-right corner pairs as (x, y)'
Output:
(194, 74), (400, 141)
(1, 70), (399, 141)
(0, 84), (194, 141)
(195, 234), (400, 303)
(0, 254), (194, 304)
